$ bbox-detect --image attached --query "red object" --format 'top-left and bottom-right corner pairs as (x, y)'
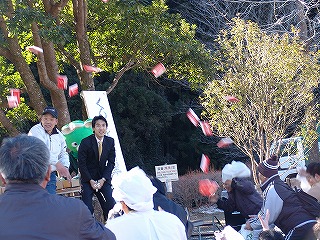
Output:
(83, 65), (102, 73)
(200, 154), (210, 173)
(200, 121), (213, 136)
(68, 83), (79, 97)
(10, 88), (20, 104)
(0, 174), (5, 185)
(217, 137), (234, 148)
(225, 95), (239, 103)
(26, 46), (43, 54)
(7, 96), (18, 108)
(186, 108), (200, 127)
(151, 63), (166, 78)
(57, 75), (68, 90)
(199, 179), (219, 197)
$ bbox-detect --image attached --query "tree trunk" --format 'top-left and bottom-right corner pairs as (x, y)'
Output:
(72, 0), (95, 91)
(308, 119), (320, 162)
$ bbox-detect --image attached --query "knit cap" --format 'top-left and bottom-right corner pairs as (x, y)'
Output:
(257, 155), (279, 178)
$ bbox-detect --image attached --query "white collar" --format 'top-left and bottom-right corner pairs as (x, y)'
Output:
(95, 136), (103, 144)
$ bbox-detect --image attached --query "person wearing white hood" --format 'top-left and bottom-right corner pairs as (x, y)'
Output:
(106, 167), (187, 240)
(209, 161), (263, 230)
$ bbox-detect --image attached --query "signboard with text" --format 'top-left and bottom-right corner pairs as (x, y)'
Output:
(155, 164), (179, 182)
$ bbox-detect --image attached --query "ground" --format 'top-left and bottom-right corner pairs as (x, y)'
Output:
(188, 205), (225, 239)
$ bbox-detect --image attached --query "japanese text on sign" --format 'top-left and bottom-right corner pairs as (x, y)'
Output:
(155, 164), (179, 182)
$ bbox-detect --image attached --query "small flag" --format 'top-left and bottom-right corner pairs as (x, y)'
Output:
(151, 63), (166, 78)
(102, 0), (109, 2)
(200, 154), (210, 173)
(225, 95), (239, 103)
(7, 95), (18, 108)
(200, 121), (213, 136)
(198, 179), (219, 197)
(83, 65), (103, 73)
(26, 46), (43, 54)
(186, 108), (200, 127)
(217, 137), (234, 148)
(10, 89), (20, 104)
(57, 75), (68, 90)
(69, 83), (79, 97)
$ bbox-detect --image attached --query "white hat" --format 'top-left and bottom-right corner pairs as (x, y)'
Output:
(222, 161), (251, 183)
(112, 167), (157, 212)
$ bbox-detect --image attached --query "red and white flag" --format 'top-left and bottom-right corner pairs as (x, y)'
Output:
(26, 46), (43, 54)
(200, 121), (213, 136)
(186, 108), (200, 127)
(151, 63), (166, 78)
(217, 137), (234, 148)
(224, 95), (239, 103)
(200, 154), (210, 173)
(57, 75), (68, 90)
(83, 65), (103, 73)
(69, 83), (79, 97)
(7, 95), (18, 108)
(10, 89), (20, 104)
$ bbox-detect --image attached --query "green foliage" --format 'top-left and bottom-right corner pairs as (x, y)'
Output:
(0, 56), (38, 135)
(67, 0), (214, 90)
(6, 3), (70, 45)
(200, 18), (320, 165)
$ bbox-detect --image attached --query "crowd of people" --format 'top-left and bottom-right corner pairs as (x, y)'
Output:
(0, 106), (319, 239)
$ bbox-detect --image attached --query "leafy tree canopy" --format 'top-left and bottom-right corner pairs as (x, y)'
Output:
(200, 18), (320, 182)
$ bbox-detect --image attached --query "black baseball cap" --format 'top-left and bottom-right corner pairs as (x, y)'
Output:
(42, 106), (58, 118)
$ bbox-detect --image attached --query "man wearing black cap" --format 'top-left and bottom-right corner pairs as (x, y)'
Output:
(28, 106), (71, 194)
(246, 155), (317, 240)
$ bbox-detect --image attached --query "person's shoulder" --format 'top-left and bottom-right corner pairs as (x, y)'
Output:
(235, 177), (253, 184)
(29, 123), (42, 133)
(81, 134), (95, 143)
(154, 209), (181, 219)
(107, 213), (130, 226)
(104, 136), (114, 142)
(50, 194), (85, 211)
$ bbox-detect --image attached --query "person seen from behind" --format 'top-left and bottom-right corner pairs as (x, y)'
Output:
(0, 135), (116, 240)
(150, 176), (193, 237)
(247, 155), (317, 240)
(106, 166), (187, 240)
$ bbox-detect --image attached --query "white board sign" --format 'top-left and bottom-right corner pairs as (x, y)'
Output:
(81, 91), (127, 175)
(155, 164), (179, 182)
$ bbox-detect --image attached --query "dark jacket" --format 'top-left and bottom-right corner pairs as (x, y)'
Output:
(150, 177), (193, 237)
(217, 177), (263, 218)
(0, 183), (116, 240)
(262, 175), (316, 235)
(151, 177), (188, 225)
(78, 134), (115, 184)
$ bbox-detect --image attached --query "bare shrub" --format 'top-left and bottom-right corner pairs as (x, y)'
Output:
(172, 169), (222, 209)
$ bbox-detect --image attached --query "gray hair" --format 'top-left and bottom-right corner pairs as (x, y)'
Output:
(0, 134), (50, 184)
